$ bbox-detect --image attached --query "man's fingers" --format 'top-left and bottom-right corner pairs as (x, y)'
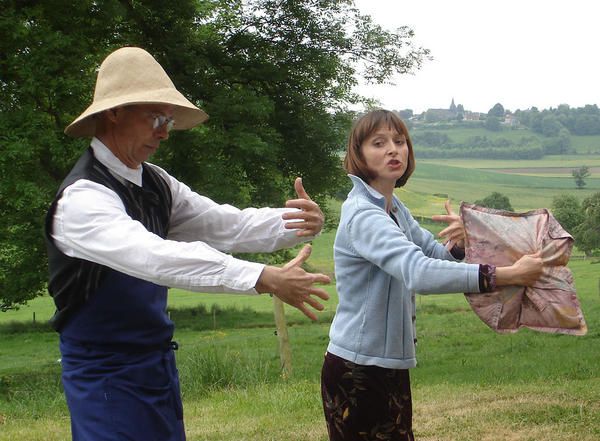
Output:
(285, 198), (317, 212)
(309, 283), (331, 297)
(296, 292), (329, 321)
(303, 296), (325, 311)
(283, 220), (315, 231)
(294, 177), (311, 200)
(294, 228), (316, 238)
(297, 304), (318, 322)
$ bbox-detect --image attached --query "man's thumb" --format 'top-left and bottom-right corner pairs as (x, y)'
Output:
(294, 177), (311, 200)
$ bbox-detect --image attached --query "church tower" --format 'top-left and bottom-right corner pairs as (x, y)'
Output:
(449, 98), (457, 113)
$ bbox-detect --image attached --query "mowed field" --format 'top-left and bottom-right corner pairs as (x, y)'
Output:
(1, 154), (600, 441)
(404, 155), (600, 216)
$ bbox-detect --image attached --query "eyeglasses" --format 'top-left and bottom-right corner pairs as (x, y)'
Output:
(151, 114), (175, 132)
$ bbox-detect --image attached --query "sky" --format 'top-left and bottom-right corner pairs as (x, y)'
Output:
(352, 0), (600, 114)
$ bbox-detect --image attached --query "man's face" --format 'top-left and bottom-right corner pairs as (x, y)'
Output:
(107, 104), (175, 169)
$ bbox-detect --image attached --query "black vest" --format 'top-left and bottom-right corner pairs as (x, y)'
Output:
(45, 147), (172, 331)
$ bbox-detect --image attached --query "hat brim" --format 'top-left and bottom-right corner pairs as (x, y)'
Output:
(64, 87), (208, 137)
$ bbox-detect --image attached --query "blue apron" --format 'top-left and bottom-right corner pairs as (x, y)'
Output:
(60, 270), (184, 441)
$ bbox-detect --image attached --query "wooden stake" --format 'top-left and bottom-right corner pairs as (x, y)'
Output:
(272, 296), (292, 379)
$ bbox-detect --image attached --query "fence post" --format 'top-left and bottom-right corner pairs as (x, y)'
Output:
(272, 296), (292, 379)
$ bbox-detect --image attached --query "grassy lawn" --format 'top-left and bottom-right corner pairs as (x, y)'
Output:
(420, 155), (600, 176)
(402, 162), (600, 214)
(2, 257), (598, 440)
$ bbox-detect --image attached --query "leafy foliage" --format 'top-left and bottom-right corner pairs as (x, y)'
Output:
(412, 132), (544, 159)
(487, 103), (505, 117)
(574, 192), (600, 256)
(572, 166), (591, 189)
(551, 192), (599, 256)
(551, 194), (584, 234)
(0, 0), (429, 309)
(515, 104), (600, 136)
(474, 192), (514, 211)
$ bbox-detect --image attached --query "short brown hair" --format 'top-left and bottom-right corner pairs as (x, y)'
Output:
(343, 109), (415, 187)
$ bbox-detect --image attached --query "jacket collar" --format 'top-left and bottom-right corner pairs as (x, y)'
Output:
(348, 175), (389, 211)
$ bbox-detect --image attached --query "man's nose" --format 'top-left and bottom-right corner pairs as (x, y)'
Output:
(155, 125), (170, 140)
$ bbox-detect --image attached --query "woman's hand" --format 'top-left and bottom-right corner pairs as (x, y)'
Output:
(496, 252), (544, 287)
(432, 200), (466, 250)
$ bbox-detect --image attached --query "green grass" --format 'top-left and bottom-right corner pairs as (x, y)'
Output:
(2, 259), (598, 440)
(570, 135), (600, 154)
(401, 162), (600, 215)
(421, 155), (600, 174)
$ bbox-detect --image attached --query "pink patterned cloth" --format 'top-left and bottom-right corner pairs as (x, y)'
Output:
(461, 203), (587, 336)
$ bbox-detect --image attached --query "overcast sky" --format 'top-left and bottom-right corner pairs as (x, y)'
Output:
(352, 0), (600, 114)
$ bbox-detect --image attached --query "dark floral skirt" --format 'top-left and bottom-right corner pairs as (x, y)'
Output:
(321, 352), (414, 441)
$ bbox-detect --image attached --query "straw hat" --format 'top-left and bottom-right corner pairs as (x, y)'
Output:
(65, 47), (208, 137)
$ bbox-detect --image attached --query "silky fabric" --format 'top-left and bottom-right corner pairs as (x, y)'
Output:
(461, 203), (587, 335)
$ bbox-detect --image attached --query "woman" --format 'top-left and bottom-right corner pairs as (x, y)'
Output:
(321, 109), (543, 440)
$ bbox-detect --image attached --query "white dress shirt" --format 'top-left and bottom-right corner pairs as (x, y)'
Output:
(50, 138), (308, 294)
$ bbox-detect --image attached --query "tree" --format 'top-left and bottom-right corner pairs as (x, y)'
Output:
(551, 194), (584, 234)
(398, 109), (413, 120)
(543, 129), (572, 155)
(572, 166), (591, 189)
(484, 116), (502, 132)
(0, 0), (429, 310)
(574, 192), (600, 257)
(540, 114), (563, 137)
(474, 192), (513, 211)
(488, 103), (505, 118)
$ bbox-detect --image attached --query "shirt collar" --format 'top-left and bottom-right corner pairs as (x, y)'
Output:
(90, 137), (143, 187)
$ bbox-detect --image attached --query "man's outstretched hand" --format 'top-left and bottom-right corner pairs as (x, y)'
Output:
(255, 244), (331, 321)
(283, 177), (324, 237)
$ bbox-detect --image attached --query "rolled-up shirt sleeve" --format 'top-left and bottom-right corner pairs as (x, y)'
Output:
(50, 177), (303, 294)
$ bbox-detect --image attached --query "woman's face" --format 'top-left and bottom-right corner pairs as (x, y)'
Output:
(361, 125), (409, 191)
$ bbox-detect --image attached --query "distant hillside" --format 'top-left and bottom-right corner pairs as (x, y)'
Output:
(399, 102), (600, 158)
(400, 161), (600, 215)
(409, 125), (600, 158)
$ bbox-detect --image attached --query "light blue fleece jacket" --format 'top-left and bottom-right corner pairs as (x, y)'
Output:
(327, 175), (482, 369)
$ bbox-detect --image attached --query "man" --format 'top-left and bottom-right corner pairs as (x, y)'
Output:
(45, 46), (330, 441)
